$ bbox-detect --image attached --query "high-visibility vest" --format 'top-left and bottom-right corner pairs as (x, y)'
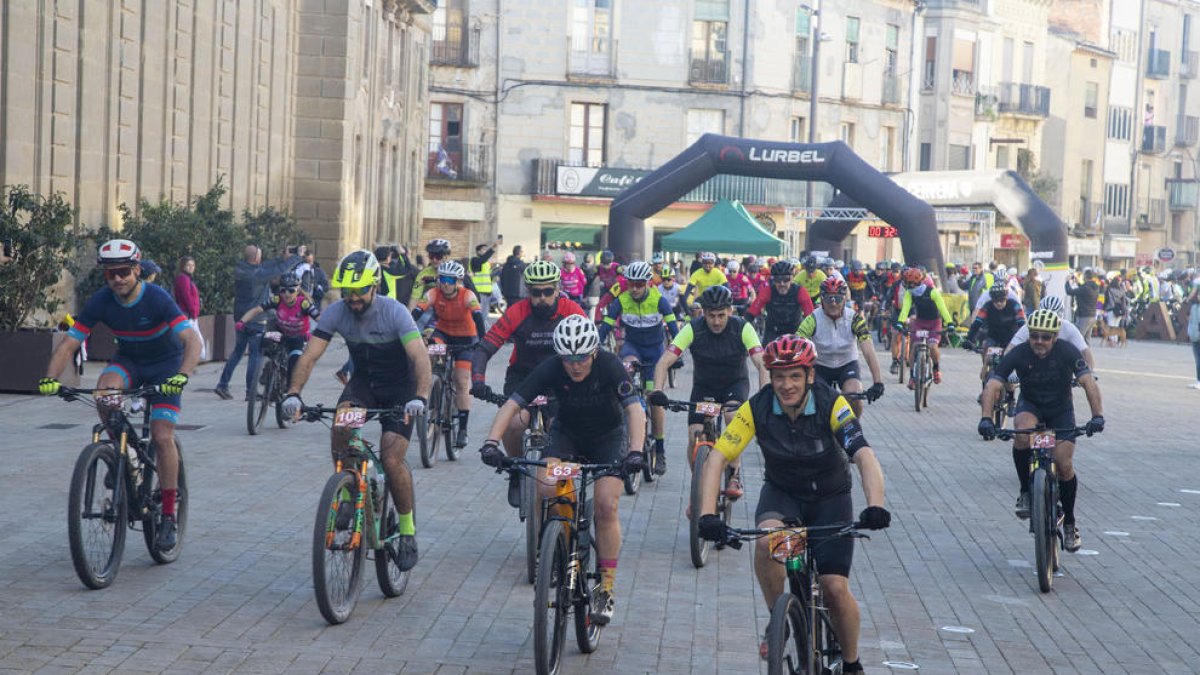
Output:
(381, 269), (401, 300)
(472, 261), (493, 293)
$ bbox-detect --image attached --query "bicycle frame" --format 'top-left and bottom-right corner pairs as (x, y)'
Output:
(68, 387), (159, 516)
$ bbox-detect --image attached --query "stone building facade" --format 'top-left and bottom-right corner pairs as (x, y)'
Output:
(0, 0), (432, 265)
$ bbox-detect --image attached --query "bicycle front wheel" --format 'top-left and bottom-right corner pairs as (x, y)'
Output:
(442, 380), (459, 461)
(312, 471), (366, 624)
(419, 376), (443, 468)
(574, 505), (602, 654)
(523, 445), (543, 585)
(533, 520), (569, 675)
(689, 444), (713, 568)
(143, 438), (187, 564)
(274, 358), (295, 429)
(67, 442), (127, 590)
(374, 487), (410, 598)
(766, 592), (811, 675)
(1030, 468), (1055, 593)
(912, 353), (925, 413)
(247, 359), (272, 435)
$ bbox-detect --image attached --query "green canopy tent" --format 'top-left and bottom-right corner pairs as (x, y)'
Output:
(661, 199), (786, 256)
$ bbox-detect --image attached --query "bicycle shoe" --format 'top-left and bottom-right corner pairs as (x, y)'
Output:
(1063, 522), (1082, 552)
(1014, 491), (1031, 519)
(455, 425), (469, 449)
(507, 472), (521, 508)
(723, 473), (744, 499)
(590, 589), (615, 626)
(335, 500), (355, 530)
(155, 515), (178, 552)
(889, 360), (900, 375)
(394, 534), (419, 571)
(653, 450), (667, 476)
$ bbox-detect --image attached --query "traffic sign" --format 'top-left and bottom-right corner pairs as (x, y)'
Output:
(1157, 247), (1176, 262)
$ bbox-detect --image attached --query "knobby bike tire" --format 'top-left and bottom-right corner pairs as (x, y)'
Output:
(622, 453), (641, 496)
(1031, 467), (1055, 593)
(374, 487), (410, 598)
(67, 442), (127, 590)
(897, 344), (907, 385)
(420, 376), (443, 468)
(767, 592), (811, 675)
(641, 435), (656, 484)
(574, 500), (601, 654)
(247, 359), (271, 435)
(689, 444), (713, 569)
(312, 471), (366, 624)
(442, 373), (459, 460)
(143, 437), (187, 564)
(533, 520), (569, 675)
(922, 353), (932, 409)
(913, 352), (924, 413)
(523, 444), (543, 585)
(274, 357), (294, 429)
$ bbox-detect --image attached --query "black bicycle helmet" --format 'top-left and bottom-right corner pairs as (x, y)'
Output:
(698, 285), (733, 310)
(988, 282), (1007, 299)
(425, 238), (451, 256)
(770, 260), (795, 278)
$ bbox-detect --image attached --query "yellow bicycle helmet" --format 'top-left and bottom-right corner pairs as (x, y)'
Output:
(331, 250), (381, 289)
(523, 259), (561, 285)
(1026, 308), (1062, 334)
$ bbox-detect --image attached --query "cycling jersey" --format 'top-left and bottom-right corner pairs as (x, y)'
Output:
(715, 382), (869, 501)
(899, 285), (953, 323)
(599, 287), (678, 347)
(593, 278), (628, 320)
(727, 273), (754, 301)
(410, 264), (478, 304)
(668, 316), (762, 390)
(967, 299), (1025, 346)
(846, 271), (868, 293)
(560, 265), (588, 299)
(658, 281), (682, 311)
(793, 269), (827, 299)
(511, 349), (640, 441)
(687, 267), (728, 300)
(70, 283), (191, 365)
(595, 262), (620, 289)
(260, 294), (320, 338)
(413, 287), (485, 338)
(312, 296), (422, 388)
(746, 283), (815, 341)
(796, 308), (870, 369)
(990, 340), (1090, 411)
(472, 296), (586, 382)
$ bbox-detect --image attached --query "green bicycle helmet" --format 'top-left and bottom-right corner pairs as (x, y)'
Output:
(331, 250), (381, 289)
(523, 259), (561, 285)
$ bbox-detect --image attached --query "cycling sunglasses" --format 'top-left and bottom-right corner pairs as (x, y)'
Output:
(1028, 331), (1056, 342)
(629, 280), (648, 288)
(438, 275), (459, 284)
(103, 266), (136, 280)
(821, 294), (845, 304)
(528, 287), (556, 298)
(560, 352), (593, 363)
(342, 286), (372, 297)
(280, 287), (299, 294)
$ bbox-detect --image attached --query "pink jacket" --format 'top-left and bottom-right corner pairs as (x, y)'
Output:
(173, 273), (201, 318)
(560, 266), (588, 298)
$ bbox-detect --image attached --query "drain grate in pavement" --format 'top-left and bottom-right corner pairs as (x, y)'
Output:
(38, 423), (80, 430)
(174, 424), (207, 431)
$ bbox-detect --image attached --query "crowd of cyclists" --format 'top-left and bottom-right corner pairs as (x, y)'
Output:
(39, 236), (1119, 672)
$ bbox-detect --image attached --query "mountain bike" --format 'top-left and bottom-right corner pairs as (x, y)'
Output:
(976, 344), (1017, 427)
(481, 390), (552, 584)
(660, 397), (740, 568)
(299, 404), (411, 624)
(905, 328), (938, 411)
(620, 359), (660, 494)
(996, 425), (1095, 593)
(247, 328), (295, 435)
(418, 341), (471, 468)
(719, 521), (869, 675)
(56, 386), (188, 589)
(496, 456), (624, 675)
(894, 327), (910, 385)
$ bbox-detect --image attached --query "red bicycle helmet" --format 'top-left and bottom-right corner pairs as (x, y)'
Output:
(764, 335), (818, 370)
(901, 267), (925, 285)
(819, 276), (846, 295)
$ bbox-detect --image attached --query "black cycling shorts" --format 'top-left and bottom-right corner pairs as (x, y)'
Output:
(1013, 398), (1078, 442)
(545, 424), (626, 466)
(338, 376), (415, 439)
(814, 362), (860, 389)
(755, 481), (854, 577)
(688, 379), (749, 426)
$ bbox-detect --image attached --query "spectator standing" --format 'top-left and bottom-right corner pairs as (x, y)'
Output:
(1022, 267), (1043, 313)
(1102, 275), (1131, 345)
(173, 255), (204, 359)
(215, 245), (301, 400)
(140, 259), (162, 284)
(499, 245), (527, 308)
(470, 239), (501, 316)
(305, 250), (329, 306)
(958, 261), (995, 310)
(1066, 268), (1101, 345)
(1188, 279), (1200, 389)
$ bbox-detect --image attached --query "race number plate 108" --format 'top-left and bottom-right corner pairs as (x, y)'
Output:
(334, 407), (369, 429)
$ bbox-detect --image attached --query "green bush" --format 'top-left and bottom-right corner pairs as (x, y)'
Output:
(0, 186), (81, 331)
(243, 205), (311, 261)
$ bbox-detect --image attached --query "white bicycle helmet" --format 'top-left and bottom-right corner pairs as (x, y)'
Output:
(437, 260), (465, 279)
(1039, 295), (1066, 319)
(651, 252), (665, 264)
(726, 260), (740, 273)
(700, 252), (717, 263)
(97, 239), (141, 266)
(624, 261), (653, 282)
(552, 315), (600, 356)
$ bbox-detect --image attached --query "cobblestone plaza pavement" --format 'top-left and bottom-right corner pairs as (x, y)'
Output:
(2, 337), (1198, 674)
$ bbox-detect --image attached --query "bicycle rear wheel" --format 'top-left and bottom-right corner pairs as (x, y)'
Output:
(442, 379), (459, 461)
(574, 510), (602, 654)
(622, 454), (641, 495)
(374, 488), (410, 598)
(689, 444), (713, 568)
(766, 592), (811, 675)
(533, 520), (569, 675)
(419, 375), (443, 468)
(312, 471), (366, 624)
(67, 442), (127, 590)
(523, 445), (543, 584)
(641, 435), (656, 484)
(897, 343), (907, 384)
(247, 359), (272, 435)
(143, 438), (187, 564)
(1030, 467), (1055, 593)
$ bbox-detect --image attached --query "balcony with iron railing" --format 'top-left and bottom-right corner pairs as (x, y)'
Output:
(1176, 115), (1199, 146)
(1142, 124), (1168, 154)
(1167, 179), (1199, 210)
(430, 24), (480, 67)
(689, 49), (730, 85)
(426, 142), (489, 184)
(1183, 50), (1199, 79)
(1146, 48), (1171, 78)
(1137, 198), (1167, 228)
(950, 69), (975, 96)
(882, 73), (901, 105)
(567, 37), (617, 80)
(995, 82), (1051, 117)
(793, 53), (812, 93)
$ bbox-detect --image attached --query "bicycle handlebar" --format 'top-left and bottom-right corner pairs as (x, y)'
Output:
(718, 521), (870, 551)
(996, 425), (1095, 441)
(57, 385), (160, 401)
(497, 456), (625, 482)
(655, 398), (741, 414)
(298, 404), (405, 423)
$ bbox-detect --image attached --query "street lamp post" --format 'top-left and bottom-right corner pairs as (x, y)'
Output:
(803, 2), (821, 214)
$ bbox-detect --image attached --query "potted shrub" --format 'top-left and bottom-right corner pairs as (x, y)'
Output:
(0, 186), (83, 392)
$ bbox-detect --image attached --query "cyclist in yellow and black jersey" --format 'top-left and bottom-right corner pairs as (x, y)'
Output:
(695, 335), (889, 672)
